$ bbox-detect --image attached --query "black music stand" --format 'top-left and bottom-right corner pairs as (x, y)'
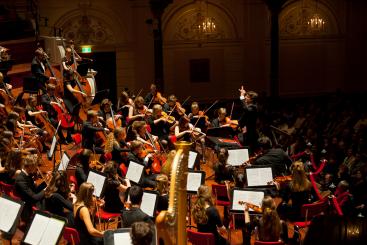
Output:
(91, 89), (110, 106)
(206, 126), (234, 139)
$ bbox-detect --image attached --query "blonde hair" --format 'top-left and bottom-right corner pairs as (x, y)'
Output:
(192, 185), (214, 224)
(76, 182), (95, 209)
(290, 161), (312, 192)
(152, 104), (162, 117)
(156, 174), (169, 195)
(259, 196), (281, 242)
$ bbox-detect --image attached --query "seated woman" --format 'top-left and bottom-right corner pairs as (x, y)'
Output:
(192, 185), (228, 245)
(45, 171), (75, 222)
(243, 196), (288, 245)
(155, 174), (169, 212)
(73, 182), (104, 245)
(101, 161), (130, 213)
(279, 161), (314, 220)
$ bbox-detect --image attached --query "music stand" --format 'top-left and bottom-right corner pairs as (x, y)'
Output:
(140, 190), (159, 217)
(188, 150), (200, 170)
(0, 195), (24, 240)
(86, 169), (107, 198)
(206, 126), (234, 139)
(22, 211), (67, 245)
(91, 89), (110, 106)
(230, 188), (266, 214)
(104, 227), (157, 245)
(245, 165), (274, 188)
(190, 117), (207, 131)
(227, 148), (249, 167)
(186, 170), (205, 225)
(47, 121), (62, 171)
(125, 161), (145, 185)
(57, 152), (70, 171)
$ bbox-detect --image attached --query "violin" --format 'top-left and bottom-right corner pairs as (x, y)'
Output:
(225, 117), (239, 129)
(154, 92), (167, 105)
(161, 111), (176, 124)
(175, 102), (186, 116)
(90, 160), (104, 171)
(238, 201), (262, 213)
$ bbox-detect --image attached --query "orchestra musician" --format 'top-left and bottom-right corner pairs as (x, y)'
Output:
(110, 127), (130, 167)
(31, 48), (56, 92)
(101, 161), (131, 213)
(211, 108), (230, 128)
(98, 98), (112, 124)
(117, 91), (134, 119)
(213, 148), (235, 185)
(82, 110), (109, 154)
(0, 149), (23, 185)
(73, 182), (104, 245)
(41, 83), (73, 144)
(15, 154), (49, 222)
(252, 136), (292, 177)
(174, 116), (195, 142)
(75, 149), (93, 187)
(242, 196), (289, 245)
(147, 104), (175, 147)
(144, 83), (166, 105)
(163, 94), (185, 120)
(62, 48), (86, 117)
(238, 86), (258, 149)
(130, 96), (150, 122)
(188, 102), (211, 131)
(127, 140), (157, 188)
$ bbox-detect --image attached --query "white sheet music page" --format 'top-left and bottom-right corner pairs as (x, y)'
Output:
(126, 161), (144, 184)
(47, 136), (57, 159)
(246, 167), (273, 186)
(187, 172), (202, 192)
(140, 192), (157, 217)
(0, 197), (21, 232)
(188, 151), (198, 169)
(227, 149), (249, 166)
(87, 171), (106, 198)
(23, 214), (50, 245)
(39, 217), (65, 245)
(114, 232), (132, 245)
(232, 190), (264, 211)
(58, 153), (70, 171)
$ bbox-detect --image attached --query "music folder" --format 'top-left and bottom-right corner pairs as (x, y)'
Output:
(0, 195), (24, 237)
(140, 190), (159, 217)
(245, 165), (274, 187)
(126, 161), (145, 185)
(190, 116), (207, 130)
(57, 152), (70, 171)
(227, 148), (249, 167)
(47, 135), (57, 159)
(22, 211), (66, 245)
(188, 150), (199, 169)
(86, 169), (107, 198)
(230, 188), (265, 213)
(104, 227), (157, 245)
(186, 170), (206, 194)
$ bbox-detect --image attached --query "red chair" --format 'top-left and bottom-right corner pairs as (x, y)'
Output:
(254, 241), (284, 245)
(293, 201), (329, 228)
(187, 229), (215, 245)
(119, 163), (127, 177)
(211, 184), (230, 207)
(63, 227), (80, 245)
(95, 208), (121, 230)
(0, 181), (15, 196)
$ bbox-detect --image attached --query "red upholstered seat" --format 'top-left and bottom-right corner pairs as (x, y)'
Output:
(211, 184), (230, 206)
(187, 229), (215, 245)
(95, 208), (121, 230)
(63, 227), (80, 245)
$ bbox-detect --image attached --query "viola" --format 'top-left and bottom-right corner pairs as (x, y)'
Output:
(238, 201), (262, 213)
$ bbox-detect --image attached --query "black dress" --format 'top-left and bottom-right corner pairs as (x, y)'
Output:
(74, 206), (103, 245)
(63, 79), (80, 116)
(45, 192), (73, 218)
(196, 206), (227, 245)
(102, 179), (124, 213)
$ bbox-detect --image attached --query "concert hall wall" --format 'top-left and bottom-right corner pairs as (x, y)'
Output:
(36, 0), (367, 99)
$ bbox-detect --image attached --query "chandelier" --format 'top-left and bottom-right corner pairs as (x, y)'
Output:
(308, 13), (325, 31)
(307, 0), (326, 31)
(195, 0), (217, 35)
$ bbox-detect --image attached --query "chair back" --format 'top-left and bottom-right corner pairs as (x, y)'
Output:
(0, 181), (15, 196)
(187, 229), (215, 245)
(63, 227), (80, 245)
(254, 241), (284, 245)
(211, 184), (229, 201)
(301, 201), (328, 221)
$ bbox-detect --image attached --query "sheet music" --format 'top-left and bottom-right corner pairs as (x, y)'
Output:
(140, 192), (157, 217)
(38, 218), (65, 245)
(23, 214), (50, 245)
(47, 136), (57, 159)
(114, 232), (132, 245)
(231, 190), (264, 212)
(227, 149), (249, 166)
(188, 151), (198, 169)
(187, 172), (203, 192)
(126, 161), (144, 184)
(246, 167), (273, 186)
(87, 171), (106, 198)
(0, 197), (22, 232)
(57, 153), (70, 171)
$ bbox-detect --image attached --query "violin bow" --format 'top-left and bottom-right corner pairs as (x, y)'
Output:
(229, 101), (235, 119)
(193, 99), (218, 128)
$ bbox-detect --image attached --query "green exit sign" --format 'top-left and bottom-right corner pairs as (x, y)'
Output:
(81, 46), (92, 53)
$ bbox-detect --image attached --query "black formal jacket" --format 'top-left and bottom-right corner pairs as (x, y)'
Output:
(15, 171), (46, 221)
(81, 121), (105, 150)
(253, 148), (292, 177)
(121, 207), (153, 228)
(31, 57), (49, 84)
